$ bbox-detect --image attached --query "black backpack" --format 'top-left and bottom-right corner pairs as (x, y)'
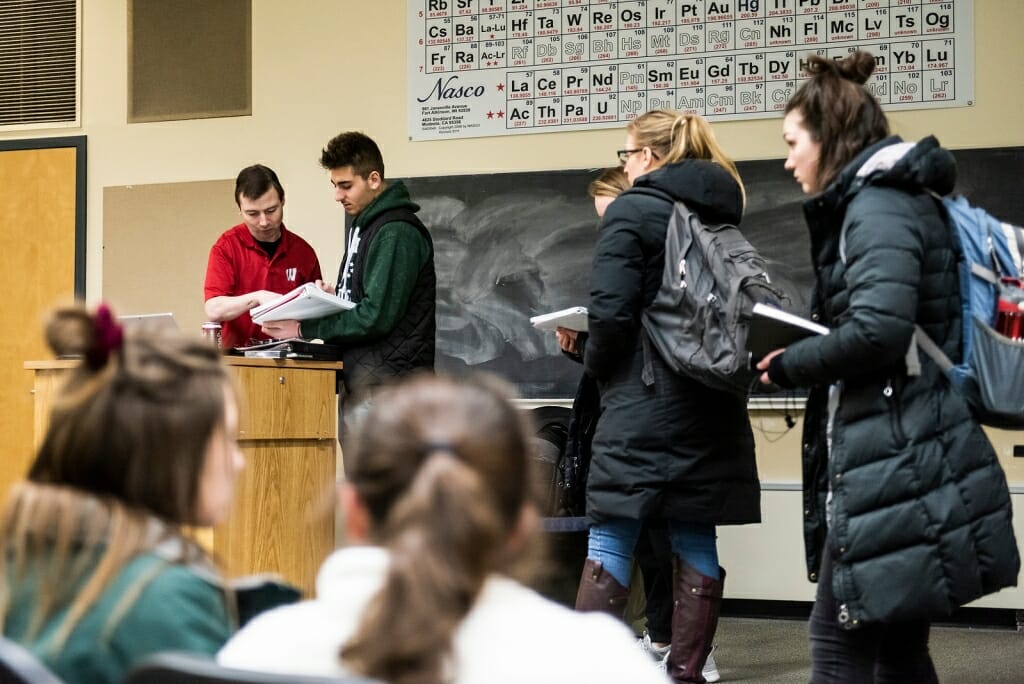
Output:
(530, 406), (571, 517)
(635, 188), (786, 395)
(530, 371), (600, 518)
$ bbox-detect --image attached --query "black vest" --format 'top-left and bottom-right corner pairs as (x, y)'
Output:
(336, 208), (436, 396)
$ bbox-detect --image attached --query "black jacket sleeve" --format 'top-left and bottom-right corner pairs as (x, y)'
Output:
(780, 187), (924, 387)
(584, 200), (648, 381)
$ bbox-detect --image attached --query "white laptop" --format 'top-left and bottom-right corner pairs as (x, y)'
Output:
(118, 312), (179, 335)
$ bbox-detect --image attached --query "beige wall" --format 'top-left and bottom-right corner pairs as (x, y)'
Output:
(0, 1), (1022, 304)
(2, 0), (1022, 606)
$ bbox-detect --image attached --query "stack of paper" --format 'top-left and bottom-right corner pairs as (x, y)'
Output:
(250, 283), (355, 324)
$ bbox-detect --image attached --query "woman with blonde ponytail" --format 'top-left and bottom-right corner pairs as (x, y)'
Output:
(575, 109), (761, 683)
(1, 304), (245, 682)
(219, 373), (666, 684)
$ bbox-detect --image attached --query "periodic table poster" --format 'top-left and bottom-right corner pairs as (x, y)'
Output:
(407, 0), (974, 140)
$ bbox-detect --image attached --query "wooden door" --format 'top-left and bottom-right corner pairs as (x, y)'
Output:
(0, 138), (85, 499)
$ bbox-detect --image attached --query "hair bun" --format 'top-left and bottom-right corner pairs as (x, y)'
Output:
(805, 51), (875, 86)
(837, 51), (876, 85)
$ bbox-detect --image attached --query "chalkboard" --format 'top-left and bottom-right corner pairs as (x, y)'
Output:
(404, 145), (1024, 399)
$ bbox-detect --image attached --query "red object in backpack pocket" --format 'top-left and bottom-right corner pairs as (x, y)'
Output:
(995, 277), (1024, 341)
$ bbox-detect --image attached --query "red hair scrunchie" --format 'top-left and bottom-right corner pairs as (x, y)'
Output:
(85, 304), (124, 370)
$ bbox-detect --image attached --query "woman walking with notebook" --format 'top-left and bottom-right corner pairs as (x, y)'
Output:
(574, 110), (761, 684)
(757, 51), (1018, 681)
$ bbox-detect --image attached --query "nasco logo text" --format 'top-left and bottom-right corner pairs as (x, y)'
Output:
(417, 76), (485, 103)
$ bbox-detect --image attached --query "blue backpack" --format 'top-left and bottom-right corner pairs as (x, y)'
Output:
(916, 195), (1024, 428)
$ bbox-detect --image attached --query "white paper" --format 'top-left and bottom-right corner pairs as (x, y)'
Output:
(530, 306), (588, 332)
(751, 303), (830, 336)
(251, 283), (355, 324)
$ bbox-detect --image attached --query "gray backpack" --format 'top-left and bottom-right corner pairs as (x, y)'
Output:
(637, 188), (785, 395)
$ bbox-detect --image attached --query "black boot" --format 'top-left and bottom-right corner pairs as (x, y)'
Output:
(575, 558), (630, 619)
(666, 560), (725, 684)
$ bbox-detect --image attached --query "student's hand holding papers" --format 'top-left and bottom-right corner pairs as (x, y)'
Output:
(261, 320), (302, 340)
(556, 327), (579, 354)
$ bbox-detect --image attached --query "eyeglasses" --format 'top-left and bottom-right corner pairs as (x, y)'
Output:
(617, 148), (642, 164)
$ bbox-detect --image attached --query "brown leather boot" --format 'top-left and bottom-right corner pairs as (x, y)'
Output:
(666, 560), (725, 684)
(575, 558), (630, 619)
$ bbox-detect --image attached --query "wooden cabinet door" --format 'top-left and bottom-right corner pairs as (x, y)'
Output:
(0, 140), (83, 500)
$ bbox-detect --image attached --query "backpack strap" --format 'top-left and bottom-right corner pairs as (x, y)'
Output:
(630, 184), (679, 387)
(630, 185), (675, 388)
(640, 332), (655, 387)
(913, 323), (955, 374)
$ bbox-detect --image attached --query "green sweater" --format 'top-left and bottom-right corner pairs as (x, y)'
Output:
(5, 551), (232, 683)
(301, 180), (431, 343)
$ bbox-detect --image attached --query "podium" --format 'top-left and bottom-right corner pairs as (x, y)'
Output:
(25, 357), (341, 596)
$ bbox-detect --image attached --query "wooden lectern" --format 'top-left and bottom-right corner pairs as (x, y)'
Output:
(25, 357), (341, 597)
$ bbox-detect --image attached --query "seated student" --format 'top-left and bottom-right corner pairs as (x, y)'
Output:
(218, 374), (667, 684)
(0, 305), (245, 683)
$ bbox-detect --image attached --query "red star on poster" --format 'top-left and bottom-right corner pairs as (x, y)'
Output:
(489, 33), (495, 39)
(497, 110), (505, 118)
(487, 111), (494, 118)
(496, 83), (504, 91)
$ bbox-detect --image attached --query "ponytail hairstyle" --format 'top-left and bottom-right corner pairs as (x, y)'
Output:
(588, 166), (630, 199)
(628, 109), (746, 206)
(0, 304), (232, 648)
(341, 373), (538, 684)
(785, 51), (890, 192)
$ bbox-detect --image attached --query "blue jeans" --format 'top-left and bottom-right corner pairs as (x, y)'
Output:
(588, 518), (719, 587)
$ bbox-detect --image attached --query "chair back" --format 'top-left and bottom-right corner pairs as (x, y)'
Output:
(0, 637), (63, 684)
(123, 651), (383, 684)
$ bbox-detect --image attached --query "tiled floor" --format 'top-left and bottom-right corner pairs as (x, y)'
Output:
(708, 616), (1022, 683)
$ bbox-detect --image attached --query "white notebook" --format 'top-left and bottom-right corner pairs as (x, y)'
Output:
(250, 283), (355, 324)
(530, 306), (589, 332)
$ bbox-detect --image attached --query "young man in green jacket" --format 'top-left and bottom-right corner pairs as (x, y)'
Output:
(261, 132), (436, 464)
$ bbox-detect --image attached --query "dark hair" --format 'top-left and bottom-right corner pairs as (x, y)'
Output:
(235, 164), (285, 206)
(320, 131), (385, 179)
(30, 306), (230, 524)
(341, 373), (538, 684)
(785, 51), (890, 191)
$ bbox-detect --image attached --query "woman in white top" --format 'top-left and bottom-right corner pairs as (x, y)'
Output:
(219, 373), (666, 684)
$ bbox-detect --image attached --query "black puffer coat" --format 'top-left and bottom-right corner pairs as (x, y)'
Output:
(774, 136), (1020, 627)
(583, 160), (761, 526)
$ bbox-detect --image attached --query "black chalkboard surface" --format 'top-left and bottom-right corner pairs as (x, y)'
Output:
(403, 145), (1023, 399)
